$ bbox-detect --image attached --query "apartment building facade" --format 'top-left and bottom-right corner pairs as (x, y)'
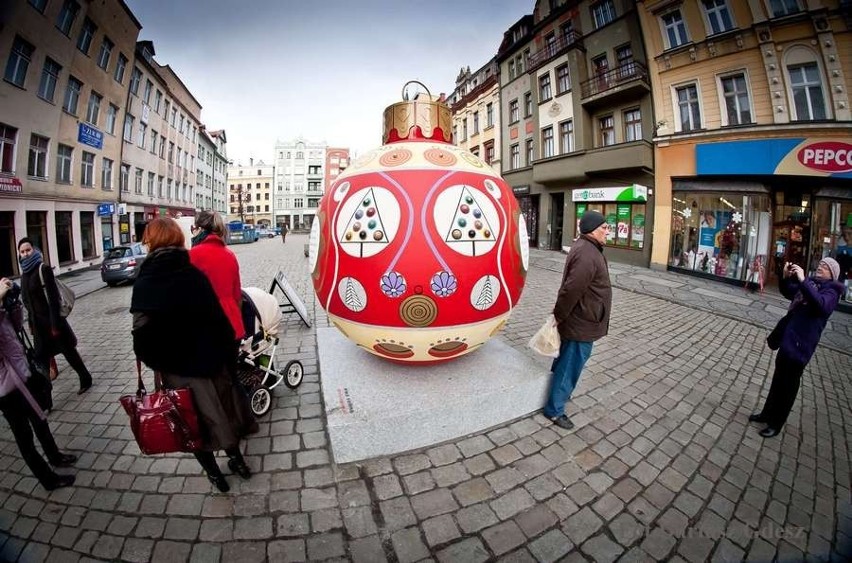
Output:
(273, 138), (326, 231)
(228, 159), (273, 227)
(197, 128), (228, 214)
(637, 0), (851, 303)
(324, 147), (349, 193)
(0, 0), (141, 276)
(499, 0), (655, 266)
(449, 59), (502, 175)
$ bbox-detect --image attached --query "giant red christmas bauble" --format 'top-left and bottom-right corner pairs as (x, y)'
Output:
(309, 89), (528, 363)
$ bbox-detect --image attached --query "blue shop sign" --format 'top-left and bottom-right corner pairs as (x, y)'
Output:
(97, 202), (115, 216)
(78, 123), (104, 150)
(696, 137), (852, 178)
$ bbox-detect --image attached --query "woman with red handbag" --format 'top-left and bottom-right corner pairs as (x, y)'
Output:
(131, 218), (257, 492)
(0, 278), (76, 490)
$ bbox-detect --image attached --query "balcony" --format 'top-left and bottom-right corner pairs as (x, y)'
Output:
(580, 61), (650, 106)
(527, 31), (583, 72)
(533, 140), (653, 185)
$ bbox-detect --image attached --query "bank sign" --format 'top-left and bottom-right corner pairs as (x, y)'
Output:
(696, 138), (852, 178)
(572, 184), (648, 202)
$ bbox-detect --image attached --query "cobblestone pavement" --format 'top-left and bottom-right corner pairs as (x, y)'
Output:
(1, 234), (850, 562)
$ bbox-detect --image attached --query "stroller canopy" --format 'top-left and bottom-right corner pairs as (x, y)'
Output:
(241, 287), (283, 339)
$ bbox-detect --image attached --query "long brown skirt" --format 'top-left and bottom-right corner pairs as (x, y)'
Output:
(161, 368), (258, 451)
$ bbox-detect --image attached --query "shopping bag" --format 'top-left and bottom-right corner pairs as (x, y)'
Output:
(119, 360), (202, 455)
(528, 314), (561, 358)
(15, 328), (53, 411)
(39, 264), (75, 318)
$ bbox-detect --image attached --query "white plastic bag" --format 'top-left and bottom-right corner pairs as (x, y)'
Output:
(528, 314), (561, 358)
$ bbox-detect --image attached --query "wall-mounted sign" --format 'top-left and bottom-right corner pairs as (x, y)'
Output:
(512, 185), (531, 195)
(696, 138), (852, 178)
(0, 176), (23, 193)
(572, 184), (648, 202)
(78, 123), (104, 150)
(97, 202), (115, 216)
(141, 104), (150, 125)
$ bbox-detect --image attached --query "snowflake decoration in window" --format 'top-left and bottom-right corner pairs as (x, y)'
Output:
(380, 272), (407, 298)
(431, 271), (457, 298)
(732, 211), (743, 223)
(682, 207), (692, 219)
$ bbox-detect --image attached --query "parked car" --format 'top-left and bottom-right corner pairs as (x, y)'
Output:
(101, 243), (147, 286)
(257, 228), (277, 239)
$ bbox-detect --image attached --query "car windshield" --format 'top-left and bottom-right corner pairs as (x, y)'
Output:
(106, 248), (132, 259)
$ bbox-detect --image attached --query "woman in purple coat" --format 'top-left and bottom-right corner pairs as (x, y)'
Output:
(750, 258), (844, 438)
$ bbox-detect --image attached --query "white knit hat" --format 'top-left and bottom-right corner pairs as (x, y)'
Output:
(820, 257), (840, 281)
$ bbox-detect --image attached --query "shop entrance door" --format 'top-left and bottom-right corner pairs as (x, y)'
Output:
(550, 193), (564, 250)
(516, 195), (539, 248)
(769, 194), (811, 284)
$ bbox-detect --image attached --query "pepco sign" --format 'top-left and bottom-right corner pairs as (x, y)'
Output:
(797, 141), (852, 173)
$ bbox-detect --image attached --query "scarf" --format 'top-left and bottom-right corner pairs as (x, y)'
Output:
(19, 248), (43, 274)
(191, 229), (211, 247)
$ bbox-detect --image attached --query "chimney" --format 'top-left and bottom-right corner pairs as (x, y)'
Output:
(249, 157), (254, 166)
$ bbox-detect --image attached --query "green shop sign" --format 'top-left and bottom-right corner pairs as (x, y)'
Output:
(571, 184), (648, 202)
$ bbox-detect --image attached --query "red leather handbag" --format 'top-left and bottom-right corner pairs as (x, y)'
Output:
(119, 360), (202, 455)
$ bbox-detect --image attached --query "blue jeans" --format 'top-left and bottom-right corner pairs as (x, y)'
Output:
(543, 339), (593, 418)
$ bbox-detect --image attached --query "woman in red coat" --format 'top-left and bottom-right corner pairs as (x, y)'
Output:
(189, 211), (251, 479)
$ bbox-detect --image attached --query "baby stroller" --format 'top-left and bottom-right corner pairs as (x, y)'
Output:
(237, 286), (303, 416)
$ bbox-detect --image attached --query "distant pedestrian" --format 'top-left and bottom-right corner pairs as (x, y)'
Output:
(750, 258), (844, 438)
(543, 210), (612, 430)
(17, 238), (92, 395)
(131, 218), (256, 492)
(0, 278), (77, 491)
(281, 223), (289, 243)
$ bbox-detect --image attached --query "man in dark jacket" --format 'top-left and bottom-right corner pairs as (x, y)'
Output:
(544, 210), (612, 430)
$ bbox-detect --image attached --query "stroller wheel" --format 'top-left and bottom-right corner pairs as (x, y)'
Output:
(284, 360), (304, 389)
(250, 386), (272, 417)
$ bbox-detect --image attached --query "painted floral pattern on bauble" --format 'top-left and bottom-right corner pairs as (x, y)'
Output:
(431, 271), (458, 297)
(380, 272), (407, 298)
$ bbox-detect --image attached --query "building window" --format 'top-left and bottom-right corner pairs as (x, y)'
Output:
(544, 32), (557, 57)
(76, 17), (96, 54)
(63, 76), (82, 114)
(523, 92), (532, 117)
(129, 67), (141, 95)
(135, 168), (143, 195)
(556, 64), (570, 94)
(788, 62), (827, 121)
(676, 83), (701, 131)
(137, 123), (146, 147)
(662, 10), (689, 49)
(4, 36), (34, 88)
(719, 72), (752, 125)
(590, 0), (615, 29)
(81, 151), (95, 187)
(0, 125), (17, 174)
(168, 142), (174, 163)
(55, 211), (74, 263)
(86, 91), (101, 125)
(702, 0), (735, 35)
(560, 120), (574, 153)
(147, 172), (155, 196)
(510, 144), (520, 169)
(624, 109), (642, 141)
(769, 0), (801, 17)
(486, 103), (494, 127)
(114, 54), (127, 84)
(577, 202), (647, 249)
(157, 175), (164, 197)
(28, 134), (48, 178)
(539, 73), (552, 102)
(485, 141), (495, 164)
(526, 138), (535, 164)
(294, 198), (304, 209)
(55, 0), (80, 36)
(472, 111), (479, 135)
(38, 58), (61, 102)
(96, 37), (113, 70)
(150, 131), (157, 154)
(143, 79), (152, 104)
(616, 44), (636, 78)
(118, 164), (128, 192)
(80, 211), (95, 259)
(123, 114), (134, 142)
(29, 0), (48, 13)
(106, 104), (118, 135)
(56, 144), (72, 183)
(154, 90), (162, 112)
(102, 158), (113, 190)
(541, 126), (554, 158)
(508, 59), (516, 80)
(509, 99), (519, 123)
(462, 119), (468, 141)
(599, 115), (615, 146)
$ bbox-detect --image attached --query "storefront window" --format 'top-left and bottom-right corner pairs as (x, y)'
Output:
(80, 211), (95, 259)
(576, 202), (645, 249)
(812, 198), (852, 302)
(56, 211), (74, 264)
(26, 211), (49, 265)
(0, 212), (16, 278)
(670, 193), (771, 282)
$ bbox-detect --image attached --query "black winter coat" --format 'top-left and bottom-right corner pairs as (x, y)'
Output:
(20, 264), (77, 359)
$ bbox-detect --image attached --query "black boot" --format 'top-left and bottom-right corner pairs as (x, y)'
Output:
(226, 448), (251, 480)
(48, 453), (77, 467)
(42, 473), (75, 491)
(207, 472), (230, 492)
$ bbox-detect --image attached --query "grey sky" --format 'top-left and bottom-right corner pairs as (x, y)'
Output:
(124, 0), (532, 163)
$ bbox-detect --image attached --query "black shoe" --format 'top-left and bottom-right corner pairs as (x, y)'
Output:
(207, 473), (230, 492)
(748, 413), (767, 423)
(228, 457), (252, 480)
(77, 379), (92, 395)
(549, 414), (575, 430)
(49, 453), (77, 467)
(43, 474), (75, 491)
(759, 426), (781, 438)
